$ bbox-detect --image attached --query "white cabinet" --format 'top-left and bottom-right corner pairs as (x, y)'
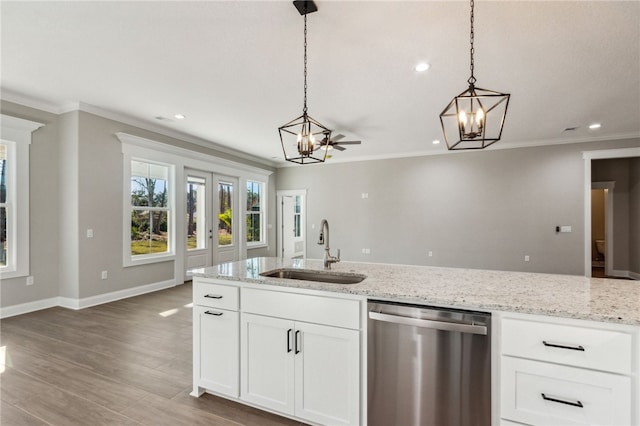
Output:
(240, 288), (361, 426)
(192, 279), (239, 398)
(241, 313), (295, 413)
(193, 279), (362, 426)
(499, 314), (638, 426)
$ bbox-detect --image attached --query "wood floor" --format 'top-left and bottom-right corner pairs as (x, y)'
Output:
(0, 282), (305, 426)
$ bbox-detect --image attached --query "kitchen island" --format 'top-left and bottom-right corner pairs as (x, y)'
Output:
(190, 257), (640, 426)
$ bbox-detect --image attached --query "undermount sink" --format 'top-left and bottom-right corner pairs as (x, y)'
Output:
(260, 268), (367, 284)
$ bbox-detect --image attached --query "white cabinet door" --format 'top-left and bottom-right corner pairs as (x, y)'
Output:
(294, 322), (360, 426)
(196, 306), (239, 397)
(241, 313), (295, 415)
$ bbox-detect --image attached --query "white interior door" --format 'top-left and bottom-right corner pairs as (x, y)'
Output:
(215, 175), (239, 264)
(277, 190), (306, 259)
(185, 170), (213, 279)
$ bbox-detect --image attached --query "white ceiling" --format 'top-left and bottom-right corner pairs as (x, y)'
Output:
(2, 1), (639, 167)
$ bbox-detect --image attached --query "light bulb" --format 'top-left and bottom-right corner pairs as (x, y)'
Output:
(476, 108), (484, 124)
(459, 110), (468, 125)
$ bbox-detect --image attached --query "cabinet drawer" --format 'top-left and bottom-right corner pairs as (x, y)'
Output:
(501, 357), (631, 426)
(242, 288), (360, 329)
(194, 279), (239, 310)
(501, 318), (632, 374)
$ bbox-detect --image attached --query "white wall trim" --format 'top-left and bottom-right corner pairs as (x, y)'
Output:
(630, 271), (640, 281)
(0, 280), (176, 318)
(0, 297), (59, 319)
(583, 147), (640, 276)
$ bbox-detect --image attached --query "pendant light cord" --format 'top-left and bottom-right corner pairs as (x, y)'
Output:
(468, 0), (476, 87)
(303, 13), (308, 115)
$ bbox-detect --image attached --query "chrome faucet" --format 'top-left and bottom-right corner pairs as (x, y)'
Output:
(317, 219), (340, 269)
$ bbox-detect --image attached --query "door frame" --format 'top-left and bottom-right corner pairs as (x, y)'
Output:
(277, 189), (307, 259)
(184, 169), (214, 280)
(583, 147), (640, 277)
(591, 182), (615, 277)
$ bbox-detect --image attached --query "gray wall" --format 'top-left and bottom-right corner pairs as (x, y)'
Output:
(592, 157), (640, 275)
(276, 138), (640, 275)
(1, 100), (276, 310)
(0, 102), (61, 306)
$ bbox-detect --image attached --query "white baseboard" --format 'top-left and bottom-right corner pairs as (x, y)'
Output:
(629, 271), (640, 281)
(0, 297), (60, 319)
(1, 279), (176, 318)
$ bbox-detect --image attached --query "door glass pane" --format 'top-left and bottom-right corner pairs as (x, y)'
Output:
(293, 195), (301, 238)
(218, 182), (233, 246)
(187, 177), (206, 250)
(0, 207), (6, 266)
(0, 145), (7, 266)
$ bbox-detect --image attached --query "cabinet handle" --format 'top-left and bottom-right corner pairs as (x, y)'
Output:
(541, 393), (583, 408)
(204, 294), (223, 299)
(295, 330), (301, 354)
(542, 341), (585, 351)
(204, 310), (223, 316)
(287, 329), (293, 353)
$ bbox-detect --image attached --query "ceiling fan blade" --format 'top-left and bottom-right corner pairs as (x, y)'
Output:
(334, 140), (361, 145)
(330, 134), (345, 142)
(333, 145), (346, 151)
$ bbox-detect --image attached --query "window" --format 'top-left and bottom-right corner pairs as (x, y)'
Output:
(0, 115), (41, 279)
(0, 143), (9, 268)
(129, 159), (174, 262)
(246, 180), (264, 244)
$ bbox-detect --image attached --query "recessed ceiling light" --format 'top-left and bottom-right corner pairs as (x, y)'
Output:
(589, 123), (601, 130)
(174, 114), (186, 120)
(415, 62), (430, 72)
(432, 139), (441, 145)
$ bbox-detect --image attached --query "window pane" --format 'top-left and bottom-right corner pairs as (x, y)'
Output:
(247, 213), (261, 242)
(0, 206), (6, 266)
(294, 214), (301, 238)
(0, 144), (7, 204)
(186, 177), (206, 250)
(247, 181), (261, 211)
(131, 161), (168, 207)
(131, 209), (169, 255)
(218, 182), (233, 246)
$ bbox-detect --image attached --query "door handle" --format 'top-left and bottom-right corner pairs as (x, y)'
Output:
(295, 330), (301, 354)
(541, 393), (583, 408)
(542, 341), (585, 351)
(368, 311), (487, 335)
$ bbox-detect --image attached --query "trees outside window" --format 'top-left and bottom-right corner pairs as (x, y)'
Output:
(246, 181), (264, 244)
(130, 160), (171, 256)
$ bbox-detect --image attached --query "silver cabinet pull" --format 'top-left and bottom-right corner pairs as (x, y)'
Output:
(204, 294), (223, 299)
(542, 341), (585, 351)
(541, 393), (583, 408)
(369, 311), (487, 335)
(204, 310), (223, 316)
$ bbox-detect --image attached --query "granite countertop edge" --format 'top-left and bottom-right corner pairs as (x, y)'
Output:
(190, 257), (640, 326)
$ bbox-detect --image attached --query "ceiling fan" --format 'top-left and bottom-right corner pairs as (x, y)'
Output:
(315, 134), (362, 152)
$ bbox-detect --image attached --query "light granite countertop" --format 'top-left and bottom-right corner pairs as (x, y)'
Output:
(189, 257), (640, 326)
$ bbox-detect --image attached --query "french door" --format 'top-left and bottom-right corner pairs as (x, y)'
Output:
(185, 170), (239, 279)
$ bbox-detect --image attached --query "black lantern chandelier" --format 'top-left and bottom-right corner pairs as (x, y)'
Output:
(278, 0), (332, 164)
(439, 0), (510, 150)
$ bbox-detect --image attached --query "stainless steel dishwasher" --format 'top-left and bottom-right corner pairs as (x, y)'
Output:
(368, 300), (491, 426)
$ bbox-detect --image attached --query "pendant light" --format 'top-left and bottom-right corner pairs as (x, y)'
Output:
(439, 0), (510, 150)
(278, 0), (332, 164)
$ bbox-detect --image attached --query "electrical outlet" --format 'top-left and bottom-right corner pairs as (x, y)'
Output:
(26, 276), (34, 286)
(86, 228), (94, 238)
(428, 251), (433, 257)
(524, 255), (530, 262)
(362, 248), (371, 255)
(101, 270), (108, 280)
(361, 193), (369, 199)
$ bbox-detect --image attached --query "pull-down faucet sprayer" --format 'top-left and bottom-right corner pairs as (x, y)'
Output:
(318, 219), (340, 269)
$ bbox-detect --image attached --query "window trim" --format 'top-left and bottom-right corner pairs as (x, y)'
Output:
(0, 115), (43, 280)
(246, 179), (266, 248)
(122, 153), (176, 267)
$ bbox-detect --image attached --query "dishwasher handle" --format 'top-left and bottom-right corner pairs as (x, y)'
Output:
(369, 311), (487, 335)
